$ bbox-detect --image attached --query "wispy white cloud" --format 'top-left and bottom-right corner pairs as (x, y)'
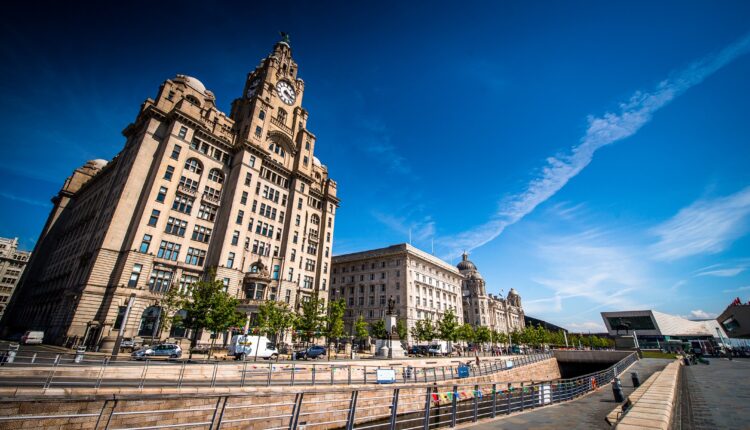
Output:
(566, 321), (606, 333)
(356, 117), (411, 175)
(721, 285), (750, 294)
(439, 32), (750, 257)
(0, 191), (50, 208)
(526, 229), (651, 316)
(686, 309), (718, 320)
(650, 186), (750, 261)
(696, 267), (747, 277)
(373, 212), (435, 245)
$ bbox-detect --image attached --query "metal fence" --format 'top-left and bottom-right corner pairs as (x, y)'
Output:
(0, 352), (638, 430)
(0, 350), (553, 389)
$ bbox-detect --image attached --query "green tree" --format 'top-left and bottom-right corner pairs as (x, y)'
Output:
(353, 315), (369, 341)
(475, 326), (492, 344)
(438, 309), (459, 342)
(456, 323), (476, 343)
(182, 274), (246, 359)
(411, 319), (436, 342)
(294, 295), (325, 345)
(156, 284), (187, 340)
(370, 319), (388, 339)
(324, 299), (346, 345)
(395, 318), (408, 340)
(256, 300), (296, 352)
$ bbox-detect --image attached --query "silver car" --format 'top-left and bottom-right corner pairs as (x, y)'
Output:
(131, 343), (182, 359)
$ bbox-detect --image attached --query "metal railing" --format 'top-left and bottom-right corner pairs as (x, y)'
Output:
(0, 350), (553, 389)
(0, 352), (638, 430)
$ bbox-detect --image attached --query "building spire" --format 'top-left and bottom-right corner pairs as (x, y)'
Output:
(279, 31), (291, 47)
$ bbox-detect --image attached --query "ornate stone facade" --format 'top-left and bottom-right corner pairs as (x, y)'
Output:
(1, 37), (338, 349)
(458, 252), (524, 333)
(331, 245), (525, 342)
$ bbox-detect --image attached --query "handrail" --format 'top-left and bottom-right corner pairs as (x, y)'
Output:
(0, 352), (639, 430)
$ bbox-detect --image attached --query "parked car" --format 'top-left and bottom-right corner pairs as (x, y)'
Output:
(408, 345), (430, 356)
(120, 338), (135, 348)
(131, 343), (182, 359)
(21, 331), (44, 345)
(293, 345), (327, 360)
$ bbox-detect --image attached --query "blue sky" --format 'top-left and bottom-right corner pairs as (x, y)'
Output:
(2, 1), (750, 331)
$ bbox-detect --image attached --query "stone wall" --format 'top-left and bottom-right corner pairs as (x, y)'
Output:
(0, 359), (560, 429)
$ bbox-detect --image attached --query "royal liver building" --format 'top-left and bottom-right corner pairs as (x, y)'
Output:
(2, 36), (339, 349)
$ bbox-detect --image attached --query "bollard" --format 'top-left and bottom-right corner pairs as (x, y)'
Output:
(74, 347), (86, 364)
(611, 377), (624, 403)
(6, 343), (19, 364)
(631, 371), (640, 388)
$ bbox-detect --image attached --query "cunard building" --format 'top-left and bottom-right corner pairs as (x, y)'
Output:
(1, 36), (339, 349)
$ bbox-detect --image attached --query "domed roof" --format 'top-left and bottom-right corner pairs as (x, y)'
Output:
(457, 251), (477, 272)
(313, 156), (322, 167)
(87, 159), (108, 169)
(176, 74), (207, 94)
(507, 288), (518, 296)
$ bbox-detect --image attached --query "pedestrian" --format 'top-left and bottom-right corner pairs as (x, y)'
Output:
(475, 352), (480, 367)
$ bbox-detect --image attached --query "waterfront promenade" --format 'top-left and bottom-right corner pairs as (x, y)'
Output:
(466, 358), (671, 429)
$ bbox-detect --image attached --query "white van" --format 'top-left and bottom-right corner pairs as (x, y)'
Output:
(21, 331), (44, 345)
(228, 335), (278, 360)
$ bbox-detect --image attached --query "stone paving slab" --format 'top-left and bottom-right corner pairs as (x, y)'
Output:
(465, 358), (671, 430)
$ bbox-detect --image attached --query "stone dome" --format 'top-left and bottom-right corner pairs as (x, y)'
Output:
(457, 252), (477, 272)
(176, 74), (207, 94)
(87, 159), (108, 169)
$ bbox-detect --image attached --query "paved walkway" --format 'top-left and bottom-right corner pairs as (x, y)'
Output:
(677, 357), (750, 429)
(466, 358), (671, 430)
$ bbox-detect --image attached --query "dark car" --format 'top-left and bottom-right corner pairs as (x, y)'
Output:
(408, 345), (429, 356)
(293, 345), (327, 360)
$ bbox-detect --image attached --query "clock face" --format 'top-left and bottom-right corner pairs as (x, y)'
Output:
(276, 80), (296, 105)
(246, 78), (260, 98)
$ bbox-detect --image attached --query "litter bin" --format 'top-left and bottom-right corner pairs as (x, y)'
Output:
(6, 343), (19, 364)
(631, 371), (640, 388)
(74, 347), (86, 363)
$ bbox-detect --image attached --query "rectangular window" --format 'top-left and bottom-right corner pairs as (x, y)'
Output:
(177, 126), (188, 139)
(156, 186), (167, 203)
(179, 176), (199, 192)
(288, 268), (294, 281)
(113, 306), (127, 329)
(185, 247), (206, 266)
(164, 166), (174, 181)
(297, 198), (303, 209)
(236, 210), (244, 225)
(197, 203), (217, 222)
(128, 264), (142, 288)
(231, 230), (240, 245)
(171, 144), (182, 159)
(191, 225), (211, 243)
(272, 265), (280, 280)
(172, 194), (194, 214)
(249, 155), (256, 167)
(149, 269), (173, 293)
(139, 234), (152, 253)
(244, 172), (252, 186)
(165, 217), (187, 236)
(254, 126), (262, 138)
(303, 276), (313, 289)
(241, 191), (248, 205)
(147, 209), (160, 227)
(157, 240), (181, 261)
(227, 252), (235, 269)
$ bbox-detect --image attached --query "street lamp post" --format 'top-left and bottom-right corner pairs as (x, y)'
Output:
(112, 293), (136, 357)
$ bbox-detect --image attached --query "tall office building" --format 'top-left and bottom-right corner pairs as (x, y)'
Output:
(0, 238), (30, 320)
(2, 36), (339, 349)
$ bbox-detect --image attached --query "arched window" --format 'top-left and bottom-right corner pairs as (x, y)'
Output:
(277, 108), (287, 124)
(184, 158), (203, 174)
(310, 214), (320, 225)
(138, 306), (162, 337)
(169, 309), (188, 338)
(207, 168), (224, 184)
(185, 95), (201, 107)
(268, 142), (286, 157)
(259, 110), (266, 120)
